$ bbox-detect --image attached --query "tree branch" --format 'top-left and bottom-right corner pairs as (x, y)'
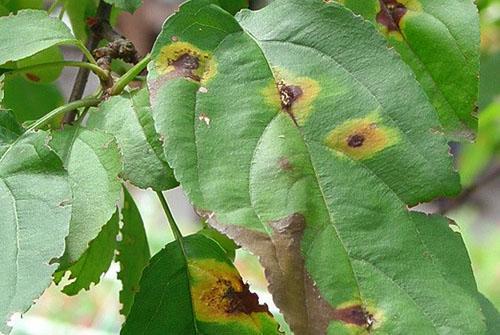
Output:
(62, 1), (113, 125)
(437, 164), (500, 214)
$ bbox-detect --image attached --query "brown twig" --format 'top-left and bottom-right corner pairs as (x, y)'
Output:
(62, 1), (113, 125)
(437, 164), (500, 214)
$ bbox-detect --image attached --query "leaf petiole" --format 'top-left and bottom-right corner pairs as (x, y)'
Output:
(156, 191), (184, 242)
(8, 60), (109, 82)
(110, 54), (152, 96)
(26, 96), (101, 132)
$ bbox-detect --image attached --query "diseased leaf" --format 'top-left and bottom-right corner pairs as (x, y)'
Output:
(148, 0), (485, 333)
(57, 209), (119, 296)
(336, 0), (480, 140)
(0, 9), (80, 66)
(103, 0), (142, 13)
(50, 126), (122, 267)
(121, 234), (279, 335)
(0, 131), (72, 334)
(2, 75), (64, 125)
(117, 188), (150, 317)
(87, 89), (177, 191)
(63, 0), (98, 42)
(14, 46), (65, 84)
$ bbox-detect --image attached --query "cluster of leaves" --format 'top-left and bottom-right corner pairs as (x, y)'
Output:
(0, 0), (499, 334)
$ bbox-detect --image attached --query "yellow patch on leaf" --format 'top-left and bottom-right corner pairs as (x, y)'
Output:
(189, 259), (272, 328)
(325, 112), (400, 160)
(155, 41), (216, 83)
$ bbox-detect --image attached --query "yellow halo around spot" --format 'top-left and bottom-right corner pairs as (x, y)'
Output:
(325, 112), (400, 160)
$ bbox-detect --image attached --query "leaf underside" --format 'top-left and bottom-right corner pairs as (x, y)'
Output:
(50, 126), (122, 267)
(148, 0), (490, 333)
(87, 88), (177, 191)
(0, 130), (71, 334)
(122, 234), (279, 335)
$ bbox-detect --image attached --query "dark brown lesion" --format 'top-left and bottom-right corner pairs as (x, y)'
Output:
(376, 0), (408, 32)
(170, 53), (202, 81)
(347, 134), (366, 148)
(219, 279), (272, 315)
(333, 305), (375, 328)
(278, 82), (303, 111)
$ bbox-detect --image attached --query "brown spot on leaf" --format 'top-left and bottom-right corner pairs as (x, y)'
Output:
(333, 305), (374, 328)
(347, 134), (366, 148)
(278, 157), (294, 171)
(279, 82), (303, 111)
(25, 73), (40, 82)
(376, 0), (407, 32)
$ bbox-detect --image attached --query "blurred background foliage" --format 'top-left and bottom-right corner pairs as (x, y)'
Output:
(3, 0), (499, 333)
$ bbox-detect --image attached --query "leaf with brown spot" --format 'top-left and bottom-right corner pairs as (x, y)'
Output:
(149, 0), (489, 333)
(336, 0), (480, 140)
(121, 234), (280, 335)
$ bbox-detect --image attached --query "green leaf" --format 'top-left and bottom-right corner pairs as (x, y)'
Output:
(121, 234), (279, 335)
(57, 209), (120, 296)
(0, 130), (72, 333)
(14, 46), (65, 84)
(479, 52), (500, 110)
(117, 188), (150, 317)
(0, 109), (22, 144)
(0, 0), (43, 13)
(103, 0), (142, 13)
(87, 88), (177, 191)
(459, 103), (500, 186)
(148, 0), (485, 333)
(199, 226), (238, 261)
(2, 74), (64, 125)
(50, 126), (122, 266)
(62, 0), (98, 42)
(0, 9), (80, 66)
(336, 0), (480, 140)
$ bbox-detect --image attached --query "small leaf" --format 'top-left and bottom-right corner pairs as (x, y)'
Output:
(117, 188), (150, 317)
(336, 0), (480, 140)
(87, 88), (177, 191)
(0, 9), (80, 66)
(103, 0), (143, 13)
(199, 226), (238, 261)
(57, 209), (120, 296)
(50, 126), (122, 266)
(0, 130), (72, 333)
(122, 234), (280, 335)
(62, 0), (98, 42)
(2, 75), (64, 125)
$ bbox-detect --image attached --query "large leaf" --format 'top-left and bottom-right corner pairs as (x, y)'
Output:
(0, 9), (80, 66)
(121, 234), (279, 334)
(0, 0), (43, 13)
(56, 209), (119, 296)
(87, 89), (177, 191)
(50, 126), (122, 266)
(117, 188), (150, 317)
(148, 0), (489, 333)
(335, 0), (480, 140)
(0, 130), (71, 333)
